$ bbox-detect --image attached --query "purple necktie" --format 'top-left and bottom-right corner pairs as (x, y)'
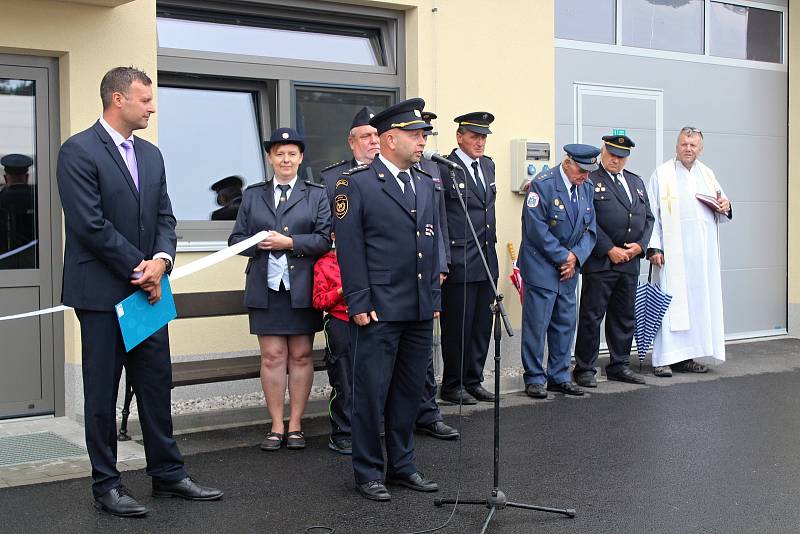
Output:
(121, 140), (139, 190)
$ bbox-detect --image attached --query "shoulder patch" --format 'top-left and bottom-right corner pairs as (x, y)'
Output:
(526, 191), (540, 208)
(245, 181), (267, 190)
(336, 178), (348, 189)
(342, 164), (369, 176)
(334, 194), (349, 219)
(321, 159), (348, 172)
(304, 180), (325, 188)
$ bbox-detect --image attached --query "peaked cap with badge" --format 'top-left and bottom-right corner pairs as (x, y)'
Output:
(1, 154), (33, 175)
(601, 134), (636, 158)
(564, 143), (600, 172)
(454, 112), (494, 135)
(263, 127), (305, 153)
(368, 98), (432, 135)
(351, 106), (376, 130)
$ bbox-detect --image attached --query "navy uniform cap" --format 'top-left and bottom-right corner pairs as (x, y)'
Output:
(454, 111), (494, 135)
(601, 134), (635, 158)
(263, 127), (305, 153)
(351, 106), (376, 130)
(1, 154), (33, 174)
(564, 143), (600, 172)
(421, 111), (437, 123)
(369, 98), (432, 135)
(210, 175), (244, 192)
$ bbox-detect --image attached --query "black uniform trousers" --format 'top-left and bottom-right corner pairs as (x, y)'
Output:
(323, 314), (352, 440)
(574, 270), (638, 376)
(351, 319), (432, 484)
(416, 354), (443, 427)
(440, 279), (495, 392)
(76, 309), (186, 498)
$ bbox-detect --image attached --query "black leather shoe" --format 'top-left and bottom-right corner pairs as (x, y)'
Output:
(546, 381), (584, 396)
(416, 421), (459, 440)
(328, 436), (353, 455)
(356, 480), (391, 501)
(525, 383), (547, 399)
(465, 384), (495, 402)
(386, 471), (438, 492)
(573, 372), (597, 388)
(607, 367), (646, 384)
(94, 486), (147, 517)
(440, 387), (477, 405)
(152, 476), (223, 501)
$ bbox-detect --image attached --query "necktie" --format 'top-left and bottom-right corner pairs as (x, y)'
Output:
(272, 184), (291, 259)
(570, 184), (578, 220)
(398, 171), (415, 211)
(614, 173), (629, 203)
(471, 161), (485, 199)
(120, 140), (139, 190)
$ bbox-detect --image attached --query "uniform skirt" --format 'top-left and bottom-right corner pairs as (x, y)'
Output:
(248, 288), (323, 336)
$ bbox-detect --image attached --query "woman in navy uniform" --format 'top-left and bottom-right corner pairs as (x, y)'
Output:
(334, 98), (441, 501)
(229, 127), (331, 451)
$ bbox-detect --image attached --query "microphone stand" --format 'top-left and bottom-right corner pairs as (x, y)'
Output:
(433, 165), (575, 533)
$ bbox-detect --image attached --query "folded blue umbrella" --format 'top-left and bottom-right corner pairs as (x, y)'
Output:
(634, 265), (672, 370)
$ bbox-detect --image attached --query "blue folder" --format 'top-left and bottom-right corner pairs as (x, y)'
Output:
(115, 277), (177, 352)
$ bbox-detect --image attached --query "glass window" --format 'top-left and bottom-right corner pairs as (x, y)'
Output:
(294, 88), (394, 181)
(157, 17), (383, 66)
(709, 2), (782, 63)
(0, 79), (38, 270)
(555, 0), (616, 44)
(621, 0), (704, 54)
(158, 86), (266, 222)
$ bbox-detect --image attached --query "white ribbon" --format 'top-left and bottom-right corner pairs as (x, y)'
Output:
(0, 239), (38, 261)
(0, 231), (268, 322)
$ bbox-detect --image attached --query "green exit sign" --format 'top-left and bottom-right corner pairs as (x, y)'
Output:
(612, 129), (626, 136)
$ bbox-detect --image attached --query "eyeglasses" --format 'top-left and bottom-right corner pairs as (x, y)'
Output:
(680, 126), (703, 138)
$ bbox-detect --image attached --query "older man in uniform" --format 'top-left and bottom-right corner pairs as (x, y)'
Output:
(437, 112), (499, 405)
(335, 98), (441, 501)
(320, 106), (379, 206)
(520, 144), (598, 399)
(573, 135), (653, 387)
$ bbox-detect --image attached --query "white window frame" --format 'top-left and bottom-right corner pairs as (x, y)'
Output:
(556, 0), (787, 72)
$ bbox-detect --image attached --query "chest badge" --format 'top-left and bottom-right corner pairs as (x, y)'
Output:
(334, 194), (349, 219)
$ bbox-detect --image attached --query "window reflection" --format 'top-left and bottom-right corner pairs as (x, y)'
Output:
(0, 79), (37, 270)
(621, 0), (704, 54)
(294, 89), (393, 181)
(555, 0), (616, 44)
(158, 87), (266, 221)
(710, 2), (782, 63)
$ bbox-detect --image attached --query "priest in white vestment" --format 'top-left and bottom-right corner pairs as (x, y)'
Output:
(646, 127), (732, 377)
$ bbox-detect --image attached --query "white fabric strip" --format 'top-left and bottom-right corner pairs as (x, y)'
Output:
(0, 231), (267, 322)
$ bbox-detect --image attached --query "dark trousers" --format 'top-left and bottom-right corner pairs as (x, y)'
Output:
(440, 279), (494, 392)
(323, 314), (352, 441)
(416, 356), (443, 427)
(574, 270), (637, 375)
(76, 309), (186, 498)
(520, 284), (576, 385)
(350, 319), (432, 484)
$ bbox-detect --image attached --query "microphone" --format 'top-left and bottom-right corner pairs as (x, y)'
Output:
(423, 149), (459, 169)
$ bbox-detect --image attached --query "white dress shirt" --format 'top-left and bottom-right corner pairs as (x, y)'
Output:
(455, 147), (486, 190)
(267, 177), (297, 291)
(378, 154), (415, 194)
(607, 169), (632, 203)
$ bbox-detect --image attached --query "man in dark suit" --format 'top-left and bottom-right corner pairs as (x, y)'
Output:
(519, 144), (598, 399)
(56, 67), (222, 517)
(574, 135), (654, 387)
(334, 98), (441, 501)
(437, 112), (499, 405)
(320, 106), (379, 206)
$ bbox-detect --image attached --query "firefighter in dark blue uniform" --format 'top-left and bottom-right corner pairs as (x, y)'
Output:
(574, 135), (654, 387)
(319, 106), (379, 206)
(519, 144), (598, 399)
(437, 112), (499, 404)
(0, 154), (37, 269)
(334, 98), (441, 501)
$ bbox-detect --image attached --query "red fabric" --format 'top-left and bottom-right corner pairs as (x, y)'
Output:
(313, 250), (348, 321)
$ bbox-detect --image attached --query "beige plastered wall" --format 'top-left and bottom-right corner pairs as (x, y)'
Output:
(0, 0), (157, 364)
(170, 0), (555, 356)
(789, 2), (799, 336)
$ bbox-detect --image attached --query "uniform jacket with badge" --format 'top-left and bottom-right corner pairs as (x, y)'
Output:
(333, 157), (441, 322)
(320, 158), (356, 207)
(229, 179), (331, 309)
(520, 164), (597, 292)
(583, 165), (654, 275)
(57, 121), (176, 311)
(438, 149), (499, 283)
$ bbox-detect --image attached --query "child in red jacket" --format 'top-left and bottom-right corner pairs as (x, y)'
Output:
(313, 239), (352, 454)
